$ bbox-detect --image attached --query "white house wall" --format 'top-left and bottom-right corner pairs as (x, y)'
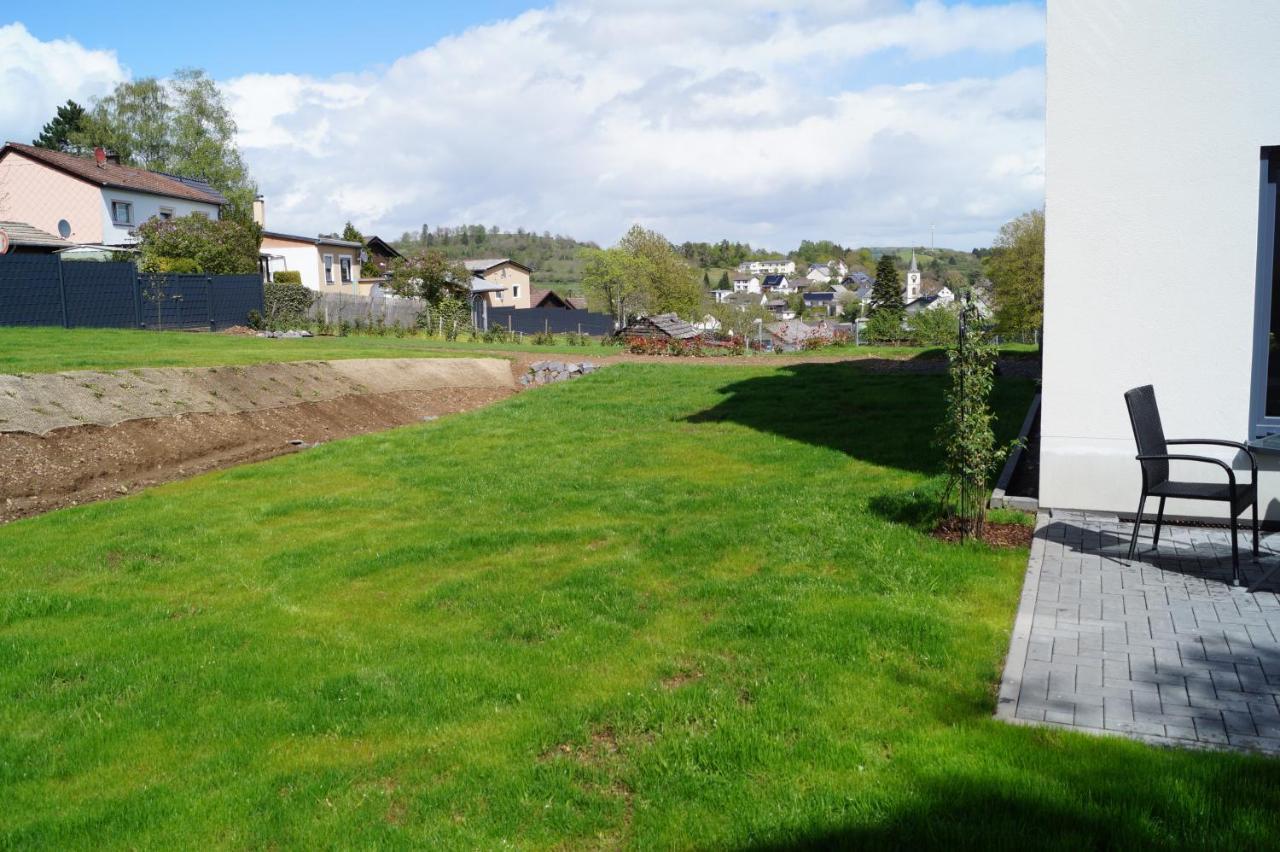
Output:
(1043, 1), (1280, 518)
(265, 246), (323, 288)
(98, 188), (221, 246)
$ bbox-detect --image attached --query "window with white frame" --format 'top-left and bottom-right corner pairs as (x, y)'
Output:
(158, 207), (174, 220)
(512, 284), (520, 299)
(1251, 146), (1280, 437)
(110, 200), (133, 226)
(340, 256), (352, 283)
(323, 254), (334, 284)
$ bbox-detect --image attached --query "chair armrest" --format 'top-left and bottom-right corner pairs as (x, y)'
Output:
(1137, 453), (1238, 487)
(1165, 439), (1257, 478)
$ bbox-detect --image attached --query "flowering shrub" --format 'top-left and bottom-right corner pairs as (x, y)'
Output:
(136, 214), (261, 275)
(800, 330), (853, 351)
(624, 335), (705, 356)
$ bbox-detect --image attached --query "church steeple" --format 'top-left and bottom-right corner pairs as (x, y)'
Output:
(906, 249), (922, 301)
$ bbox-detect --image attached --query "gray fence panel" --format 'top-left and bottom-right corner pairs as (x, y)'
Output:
(63, 262), (137, 328)
(0, 254), (62, 327)
(0, 255), (264, 330)
(211, 275), (264, 330)
(488, 307), (614, 336)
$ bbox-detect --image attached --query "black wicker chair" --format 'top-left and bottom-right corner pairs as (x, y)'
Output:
(1124, 385), (1259, 585)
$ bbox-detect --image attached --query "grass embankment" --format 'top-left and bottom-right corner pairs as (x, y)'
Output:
(1, 363), (1268, 848)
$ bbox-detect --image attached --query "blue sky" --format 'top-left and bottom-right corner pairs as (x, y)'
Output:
(14, 1), (539, 78)
(2, 2), (1046, 249)
(15, 0), (1039, 82)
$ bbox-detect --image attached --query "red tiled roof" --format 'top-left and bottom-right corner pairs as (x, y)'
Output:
(1, 142), (227, 205)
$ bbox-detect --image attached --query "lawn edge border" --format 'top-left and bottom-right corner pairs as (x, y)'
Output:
(994, 510), (1048, 721)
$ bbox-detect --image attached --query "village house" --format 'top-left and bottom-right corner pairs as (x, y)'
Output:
(802, 290), (838, 315)
(0, 142), (225, 248)
(529, 287), (586, 310)
(761, 273), (797, 294)
(722, 291), (768, 311)
(737, 259), (796, 276)
(362, 236), (402, 279)
(764, 297), (796, 320)
(463, 258), (532, 308)
(260, 231), (365, 293)
(732, 274), (762, 293)
(905, 285), (956, 315)
(805, 265), (832, 284)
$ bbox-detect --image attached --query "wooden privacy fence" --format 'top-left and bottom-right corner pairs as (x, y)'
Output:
(306, 291), (424, 327)
(306, 291), (617, 336)
(0, 254), (263, 331)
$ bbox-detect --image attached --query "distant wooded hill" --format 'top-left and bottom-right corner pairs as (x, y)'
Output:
(391, 226), (598, 294)
(390, 225), (988, 294)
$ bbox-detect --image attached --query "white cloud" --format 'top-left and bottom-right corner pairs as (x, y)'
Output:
(0, 23), (127, 144)
(6, 2), (1047, 250)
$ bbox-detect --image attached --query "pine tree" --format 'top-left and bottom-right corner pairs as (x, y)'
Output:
(703, 271), (711, 288)
(32, 100), (87, 152)
(718, 271), (731, 290)
(868, 254), (904, 319)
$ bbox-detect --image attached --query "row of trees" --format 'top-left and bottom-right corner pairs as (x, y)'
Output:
(32, 69), (263, 275)
(33, 70), (258, 223)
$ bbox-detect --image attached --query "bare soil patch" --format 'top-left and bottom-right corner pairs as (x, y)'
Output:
(932, 517), (1035, 548)
(0, 384), (512, 524)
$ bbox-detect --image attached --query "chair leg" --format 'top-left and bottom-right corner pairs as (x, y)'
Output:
(1128, 490), (1147, 562)
(1252, 498), (1260, 558)
(1152, 497), (1167, 547)
(1230, 512), (1241, 586)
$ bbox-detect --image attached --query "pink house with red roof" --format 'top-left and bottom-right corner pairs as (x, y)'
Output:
(0, 142), (225, 248)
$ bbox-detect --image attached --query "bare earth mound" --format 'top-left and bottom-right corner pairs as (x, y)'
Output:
(0, 359), (515, 523)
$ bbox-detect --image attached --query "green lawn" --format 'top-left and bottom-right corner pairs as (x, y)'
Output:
(0, 327), (622, 373)
(0, 363), (1272, 848)
(0, 327), (1039, 376)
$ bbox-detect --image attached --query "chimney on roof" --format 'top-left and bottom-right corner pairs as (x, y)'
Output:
(93, 147), (106, 168)
(252, 195), (265, 228)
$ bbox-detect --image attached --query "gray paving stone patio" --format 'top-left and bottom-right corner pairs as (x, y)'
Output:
(996, 511), (1280, 755)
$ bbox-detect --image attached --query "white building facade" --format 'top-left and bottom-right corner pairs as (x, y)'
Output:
(1042, 1), (1280, 518)
(738, 259), (796, 276)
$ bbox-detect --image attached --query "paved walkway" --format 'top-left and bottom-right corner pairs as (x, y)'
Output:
(996, 511), (1280, 755)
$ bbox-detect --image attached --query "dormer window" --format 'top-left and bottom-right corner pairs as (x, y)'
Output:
(111, 200), (133, 226)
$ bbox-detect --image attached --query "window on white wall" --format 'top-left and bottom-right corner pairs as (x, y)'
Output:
(340, 256), (352, 283)
(1250, 146), (1280, 437)
(110, 200), (132, 225)
(324, 254), (334, 284)
(158, 207), (174, 220)
(512, 285), (520, 299)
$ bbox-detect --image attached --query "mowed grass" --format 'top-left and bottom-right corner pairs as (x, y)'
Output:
(0, 326), (1036, 375)
(0, 327), (604, 374)
(1, 364), (1274, 848)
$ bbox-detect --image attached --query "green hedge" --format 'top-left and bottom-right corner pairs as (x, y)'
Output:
(263, 282), (315, 328)
(272, 270), (302, 284)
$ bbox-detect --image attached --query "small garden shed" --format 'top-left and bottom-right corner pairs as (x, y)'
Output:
(621, 313), (700, 340)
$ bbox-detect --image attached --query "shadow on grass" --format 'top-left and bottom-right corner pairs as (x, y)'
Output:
(734, 707), (1280, 850)
(684, 361), (1035, 477)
